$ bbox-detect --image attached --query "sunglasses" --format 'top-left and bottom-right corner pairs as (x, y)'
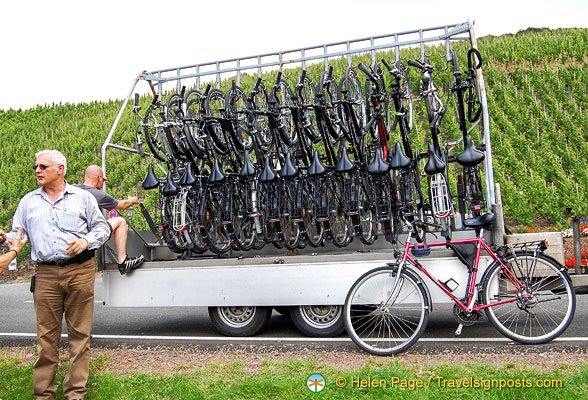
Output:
(33, 164), (60, 171)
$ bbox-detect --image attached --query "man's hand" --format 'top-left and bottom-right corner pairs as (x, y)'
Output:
(0, 229), (6, 244)
(66, 238), (88, 256)
(128, 196), (139, 205)
(6, 228), (27, 253)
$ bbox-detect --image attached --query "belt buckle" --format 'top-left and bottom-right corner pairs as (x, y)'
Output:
(54, 259), (69, 266)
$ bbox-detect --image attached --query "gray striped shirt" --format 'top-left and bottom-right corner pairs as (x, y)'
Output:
(9, 183), (110, 262)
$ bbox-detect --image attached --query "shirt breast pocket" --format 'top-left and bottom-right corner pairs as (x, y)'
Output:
(57, 208), (83, 233)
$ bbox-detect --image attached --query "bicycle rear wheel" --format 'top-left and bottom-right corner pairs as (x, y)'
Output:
(481, 252), (576, 344)
(344, 266), (429, 355)
(143, 105), (170, 163)
(225, 84), (253, 151)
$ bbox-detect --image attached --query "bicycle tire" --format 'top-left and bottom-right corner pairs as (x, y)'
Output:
(184, 91), (208, 157)
(184, 188), (207, 254)
(357, 177), (376, 245)
(231, 183), (257, 251)
(344, 266), (430, 355)
(204, 88), (230, 154)
(161, 195), (191, 253)
(281, 214), (300, 251)
(302, 187), (325, 247)
(327, 177), (351, 248)
(249, 82), (273, 152)
(481, 252), (576, 344)
(339, 67), (366, 140)
(275, 79), (297, 147)
(200, 187), (231, 254)
(143, 105), (170, 163)
(225, 84), (253, 151)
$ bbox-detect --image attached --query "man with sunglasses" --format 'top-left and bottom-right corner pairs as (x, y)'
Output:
(2, 150), (110, 400)
(74, 164), (144, 275)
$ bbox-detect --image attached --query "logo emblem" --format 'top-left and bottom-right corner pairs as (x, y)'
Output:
(307, 373), (325, 393)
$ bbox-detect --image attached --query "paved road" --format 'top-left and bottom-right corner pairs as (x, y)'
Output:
(1, 279), (586, 353)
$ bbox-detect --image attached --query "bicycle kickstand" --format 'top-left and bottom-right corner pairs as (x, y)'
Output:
(454, 323), (464, 336)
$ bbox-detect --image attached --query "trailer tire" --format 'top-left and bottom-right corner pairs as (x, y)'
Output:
(208, 306), (272, 336)
(289, 305), (345, 337)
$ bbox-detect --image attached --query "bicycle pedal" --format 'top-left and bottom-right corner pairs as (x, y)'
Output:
(454, 324), (464, 336)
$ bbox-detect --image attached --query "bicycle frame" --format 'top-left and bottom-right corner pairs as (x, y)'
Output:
(396, 230), (529, 314)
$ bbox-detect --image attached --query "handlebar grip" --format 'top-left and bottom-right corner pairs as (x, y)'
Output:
(358, 63), (377, 83)
(407, 59), (425, 70)
(300, 70), (307, 83)
(381, 58), (393, 73)
(451, 51), (461, 74)
(134, 93), (140, 108)
(327, 65), (334, 79)
(180, 86), (186, 98)
(151, 94), (158, 106)
(276, 71), (282, 84)
(253, 77), (262, 92)
(204, 84), (211, 96)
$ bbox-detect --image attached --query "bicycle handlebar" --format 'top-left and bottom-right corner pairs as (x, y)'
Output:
(358, 63), (377, 84)
(407, 59), (425, 70)
(327, 65), (334, 80)
(467, 48), (482, 70)
(381, 58), (393, 73)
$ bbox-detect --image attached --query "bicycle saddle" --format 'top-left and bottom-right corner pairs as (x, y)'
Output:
(335, 146), (357, 173)
(162, 171), (179, 196)
(457, 135), (485, 166)
(367, 149), (390, 176)
(259, 156), (278, 182)
(308, 151), (327, 177)
(208, 159), (226, 184)
(179, 163), (197, 186)
(279, 152), (299, 178)
(239, 150), (257, 178)
(389, 142), (411, 170)
(142, 164), (159, 190)
(463, 212), (495, 229)
(424, 143), (446, 175)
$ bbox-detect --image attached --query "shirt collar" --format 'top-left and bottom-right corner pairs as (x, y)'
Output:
(36, 181), (72, 203)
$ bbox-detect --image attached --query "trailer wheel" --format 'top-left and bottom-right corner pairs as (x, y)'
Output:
(289, 305), (345, 337)
(208, 306), (272, 336)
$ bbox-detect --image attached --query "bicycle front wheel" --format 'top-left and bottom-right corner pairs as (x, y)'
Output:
(481, 252), (576, 344)
(344, 266), (429, 356)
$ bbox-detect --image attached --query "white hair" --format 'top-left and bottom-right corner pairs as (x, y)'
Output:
(35, 149), (67, 175)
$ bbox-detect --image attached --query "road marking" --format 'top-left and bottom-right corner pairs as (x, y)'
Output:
(0, 333), (587, 342)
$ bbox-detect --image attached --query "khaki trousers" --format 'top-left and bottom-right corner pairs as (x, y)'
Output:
(33, 259), (95, 400)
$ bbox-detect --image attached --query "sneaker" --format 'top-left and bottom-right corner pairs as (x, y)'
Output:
(118, 255), (145, 275)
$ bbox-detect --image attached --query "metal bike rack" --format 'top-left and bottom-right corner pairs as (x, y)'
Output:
(101, 19), (498, 233)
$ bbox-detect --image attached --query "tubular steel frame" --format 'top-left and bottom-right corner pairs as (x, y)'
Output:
(101, 19), (497, 218)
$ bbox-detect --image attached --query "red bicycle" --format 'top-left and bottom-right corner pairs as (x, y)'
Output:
(344, 213), (576, 355)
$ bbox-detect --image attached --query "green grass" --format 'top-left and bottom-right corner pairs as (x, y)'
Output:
(1, 352), (586, 400)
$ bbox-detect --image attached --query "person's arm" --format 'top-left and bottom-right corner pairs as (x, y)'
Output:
(68, 194), (110, 253)
(114, 196), (139, 210)
(0, 228), (27, 272)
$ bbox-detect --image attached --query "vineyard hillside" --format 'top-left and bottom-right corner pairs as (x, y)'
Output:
(0, 27), (587, 233)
